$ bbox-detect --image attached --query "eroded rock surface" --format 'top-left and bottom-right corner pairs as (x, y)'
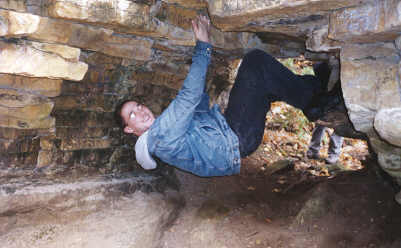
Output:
(0, 178), (182, 248)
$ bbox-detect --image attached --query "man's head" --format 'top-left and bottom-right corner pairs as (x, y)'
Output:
(117, 100), (155, 136)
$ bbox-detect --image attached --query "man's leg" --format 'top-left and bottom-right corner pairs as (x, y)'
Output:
(307, 125), (326, 159)
(326, 132), (344, 164)
(225, 50), (286, 157)
(225, 49), (318, 157)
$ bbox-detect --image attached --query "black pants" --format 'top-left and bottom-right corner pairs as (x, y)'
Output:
(225, 49), (322, 157)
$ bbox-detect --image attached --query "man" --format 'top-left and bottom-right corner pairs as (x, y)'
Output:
(116, 15), (334, 177)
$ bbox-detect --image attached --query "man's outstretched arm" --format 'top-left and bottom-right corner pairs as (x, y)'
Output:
(152, 15), (212, 138)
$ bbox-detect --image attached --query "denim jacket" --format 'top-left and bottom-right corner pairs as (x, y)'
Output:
(147, 41), (241, 177)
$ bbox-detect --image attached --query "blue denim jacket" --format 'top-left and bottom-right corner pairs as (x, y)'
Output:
(147, 41), (241, 177)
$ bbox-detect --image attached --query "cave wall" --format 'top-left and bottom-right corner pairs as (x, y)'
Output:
(0, 0), (400, 186)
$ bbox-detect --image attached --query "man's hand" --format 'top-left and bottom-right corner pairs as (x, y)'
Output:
(192, 15), (211, 43)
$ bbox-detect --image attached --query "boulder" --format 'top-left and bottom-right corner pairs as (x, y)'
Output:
(340, 43), (400, 133)
(374, 108), (401, 147)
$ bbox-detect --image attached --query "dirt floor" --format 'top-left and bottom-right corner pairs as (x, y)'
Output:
(161, 103), (401, 248)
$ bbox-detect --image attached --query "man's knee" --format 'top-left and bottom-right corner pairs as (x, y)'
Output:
(243, 49), (272, 63)
(239, 49), (278, 76)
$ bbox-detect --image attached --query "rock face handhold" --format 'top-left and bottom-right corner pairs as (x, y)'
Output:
(46, 0), (194, 44)
(0, 41), (88, 81)
(207, 0), (363, 32)
(374, 108), (401, 147)
(44, 0), (257, 49)
(306, 25), (341, 52)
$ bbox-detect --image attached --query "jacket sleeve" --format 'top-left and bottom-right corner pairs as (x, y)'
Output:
(153, 41), (212, 139)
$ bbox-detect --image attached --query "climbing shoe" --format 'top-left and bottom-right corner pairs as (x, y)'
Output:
(306, 150), (320, 160)
(325, 154), (340, 164)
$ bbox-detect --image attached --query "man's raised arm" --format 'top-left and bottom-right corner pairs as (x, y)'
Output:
(151, 15), (212, 138)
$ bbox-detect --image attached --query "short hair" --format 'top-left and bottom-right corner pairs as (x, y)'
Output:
(114, 100), (131, 128)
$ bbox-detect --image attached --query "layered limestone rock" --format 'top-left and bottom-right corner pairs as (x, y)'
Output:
(207, 0), (364, 36)
(0, 116), (55, 130)
(0, 0), (26, 11)
(0, 75), (59, 132)
(45, 0), (195, 45)
(41, 0), (263, 49)
(0, 74), (62, 97)
(0, 87), (56, 128)
(47, 0), (151, 28)
(0, 40), (87, 81)
(0, 10), (88, 171)
(34, 51), (127, 170)
(167, 0), (207, 9)
(0, 89), (53, 122)
(0, 9), (153, 60)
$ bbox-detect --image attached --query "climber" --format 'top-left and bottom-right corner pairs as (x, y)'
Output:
(116, 15), (339, 177)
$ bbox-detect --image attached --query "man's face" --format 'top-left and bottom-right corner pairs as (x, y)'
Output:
(121, 101), (155, 136)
